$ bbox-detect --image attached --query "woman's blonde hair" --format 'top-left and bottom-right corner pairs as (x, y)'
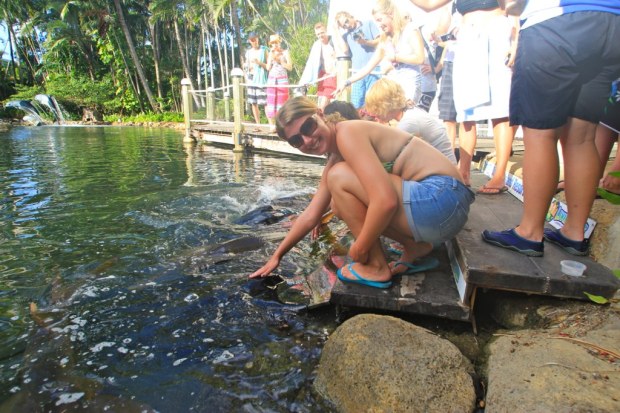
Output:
(364, 78), (409, 121)
(275, 96), (318, 139)
(372, 0), (410, 45)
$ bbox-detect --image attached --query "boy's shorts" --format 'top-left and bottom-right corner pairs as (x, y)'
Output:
(510, 11), (620, 129)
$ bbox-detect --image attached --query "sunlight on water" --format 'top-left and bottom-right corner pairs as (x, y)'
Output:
(0, 126), (337, 412)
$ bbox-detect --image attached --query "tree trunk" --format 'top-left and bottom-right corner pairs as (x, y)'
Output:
(113, 0), (159, 112)
(173, 18), (201, 107)
(148, 21), (163, 101)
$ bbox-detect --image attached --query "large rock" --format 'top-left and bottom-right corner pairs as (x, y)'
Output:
(485, 313), (620, 412)
(314, 314), (476, 412)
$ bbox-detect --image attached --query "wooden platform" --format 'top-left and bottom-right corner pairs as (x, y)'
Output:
(330, 245), (471, 322)
(456, 176), (619, 302)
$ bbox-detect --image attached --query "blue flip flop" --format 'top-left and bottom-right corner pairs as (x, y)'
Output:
(393, 257), (439, 275)
(337, 263), (392, 289)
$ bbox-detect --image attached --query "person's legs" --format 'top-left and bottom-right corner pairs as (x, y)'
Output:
(595, 125), (616, 173)
(444, 120), (457, 150)
(326, 163), (392, 282)
(251, 103), (261, 124)
(560, 118), (600, 241)
(598, 128), (620, 194)
(513, 127), (560, 242)
(458, 121), (476, 186)
(479, 117), (514, 192)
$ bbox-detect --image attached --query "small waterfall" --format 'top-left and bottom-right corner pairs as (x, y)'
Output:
(6, 100), (46, 125)
(34, 94), (65, 124)
(7, 95), (66, 125)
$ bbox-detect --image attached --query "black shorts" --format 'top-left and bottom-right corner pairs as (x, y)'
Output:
(510, 11), (620, 129)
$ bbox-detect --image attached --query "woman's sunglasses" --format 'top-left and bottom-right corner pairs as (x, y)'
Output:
(285, 115), (318, 148)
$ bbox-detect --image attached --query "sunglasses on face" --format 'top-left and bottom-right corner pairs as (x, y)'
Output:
(285, 115), (318, 148)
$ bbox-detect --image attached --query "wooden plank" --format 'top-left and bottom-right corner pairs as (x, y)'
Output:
(457, 182), (619, 300)
(330, 245), (470, 322)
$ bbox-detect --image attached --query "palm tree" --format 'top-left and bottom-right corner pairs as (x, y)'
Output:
(113, 0), (160, 112)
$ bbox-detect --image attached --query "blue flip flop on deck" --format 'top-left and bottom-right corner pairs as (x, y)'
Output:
(337, 263), (392, 289)
(393, 257), (439, 275)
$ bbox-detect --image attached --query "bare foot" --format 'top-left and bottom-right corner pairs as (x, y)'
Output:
(600, 173), (620, 195)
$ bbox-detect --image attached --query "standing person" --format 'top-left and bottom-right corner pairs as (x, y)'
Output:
(480, 2), (620, 257)
(411, 0), (518, 193)
(334, 11), (380, 109)
(335, 0), (426, 106)
(265, 34), (292, 130)
(299, 23), (337, 109)
(249, 97), (474, 287)
(435, 30), (459, 151)
(416, 27), (440, 112)
(243, 32), (268, 124)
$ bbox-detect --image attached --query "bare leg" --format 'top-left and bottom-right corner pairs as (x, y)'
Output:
(458, 121), (476, 186)
(560, 118), (599, 241)
(251, 104), (261, 124)
(444, 120), (457, 150)
(514, 127), (560, 242)
(327, 164), (430, 281)
(478, 117), (514, 192)
(595, 124), (616, 173)
(595, 125), (620, 193)
(326, 164), (392, 282)
(317, 96), (329, 110)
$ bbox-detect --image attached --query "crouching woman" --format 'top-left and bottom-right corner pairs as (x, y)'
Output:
(249, 96), (474, 288)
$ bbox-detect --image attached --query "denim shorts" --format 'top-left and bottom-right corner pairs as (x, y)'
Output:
(402, 175), (475, 245)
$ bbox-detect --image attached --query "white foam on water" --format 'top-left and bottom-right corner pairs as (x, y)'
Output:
(90, 341), (115, 353)
(55, 392), (84, 406)
(173, 358), (187, 366)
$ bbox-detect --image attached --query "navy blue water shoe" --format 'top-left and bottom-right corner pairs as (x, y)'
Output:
(481, 228), (544, 257)
(543, 228), (589, 256)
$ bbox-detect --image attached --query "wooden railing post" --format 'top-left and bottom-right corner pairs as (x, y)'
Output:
(206, 87), (215, 121)
(231, 68), (245, 153)
(181, 78), (193, 142)
(336, 57), (352, 103)
(224, 89), (231, 121)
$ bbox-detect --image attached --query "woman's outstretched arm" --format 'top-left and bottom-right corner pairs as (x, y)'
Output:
(249, 160), (335, 278)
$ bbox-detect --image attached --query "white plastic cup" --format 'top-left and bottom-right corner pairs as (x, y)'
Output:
(560, 260), (586, 277)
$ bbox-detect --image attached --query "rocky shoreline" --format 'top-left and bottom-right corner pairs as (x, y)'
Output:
(316, 291), (619, 412)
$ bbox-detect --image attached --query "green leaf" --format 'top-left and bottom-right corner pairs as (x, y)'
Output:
(613, 269), (620, 279)
(609, 171), (620, 178)
(584, 292), (608, 304)
(596, 188), (620, 204)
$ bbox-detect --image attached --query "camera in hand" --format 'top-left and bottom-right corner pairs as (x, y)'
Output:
(439, 33), (456, 42)
(352, 29), (365, 40)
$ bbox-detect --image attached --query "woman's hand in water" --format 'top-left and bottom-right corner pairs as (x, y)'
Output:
(249, 256), (281, 278)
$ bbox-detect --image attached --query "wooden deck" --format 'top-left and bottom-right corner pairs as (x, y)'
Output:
(191, 122), (619, 326)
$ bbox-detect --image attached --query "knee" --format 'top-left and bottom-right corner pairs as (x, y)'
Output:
(326, 162), (352, 193)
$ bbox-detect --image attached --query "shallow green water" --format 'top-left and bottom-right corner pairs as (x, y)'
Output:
(0, 126), (336, 412)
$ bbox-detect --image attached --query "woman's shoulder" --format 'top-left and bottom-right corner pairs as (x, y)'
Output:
(337, 120), (409, 141)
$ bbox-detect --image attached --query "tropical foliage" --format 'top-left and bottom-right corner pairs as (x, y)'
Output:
(0, 0), (329, 117)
